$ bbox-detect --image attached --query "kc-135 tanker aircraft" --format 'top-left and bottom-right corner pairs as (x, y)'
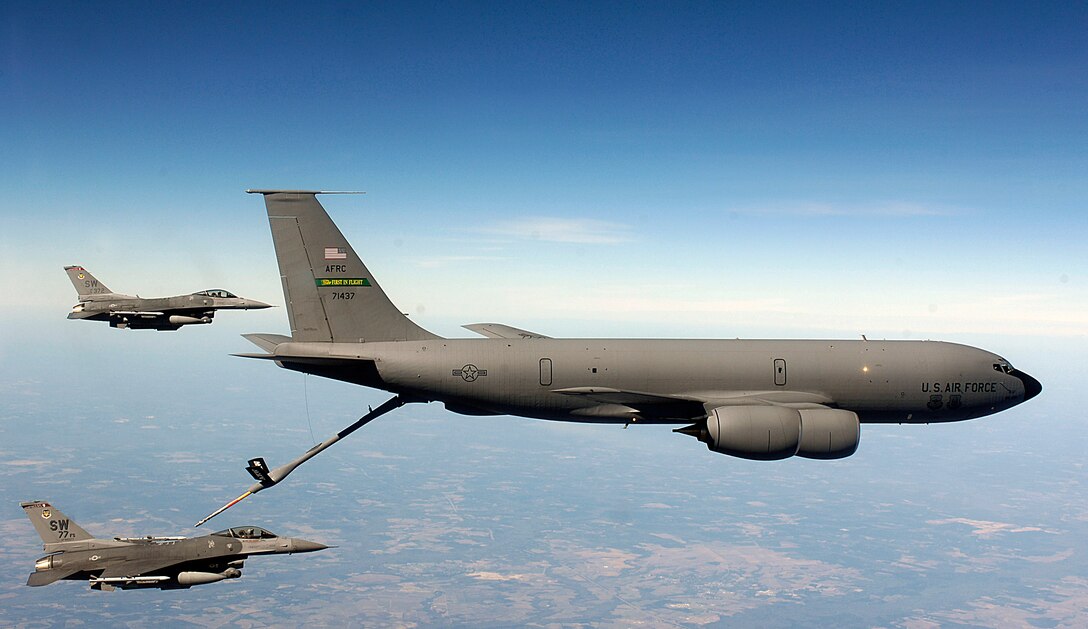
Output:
(197, 190), (1041, 525)
(64, 265), (271, 330)
(22, 501), (327, 591)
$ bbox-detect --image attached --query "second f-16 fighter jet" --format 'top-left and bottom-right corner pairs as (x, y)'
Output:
(22, 501), (327, 591)
(64, 265), (271, 330)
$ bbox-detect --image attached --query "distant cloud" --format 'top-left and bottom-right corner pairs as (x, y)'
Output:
(467, 571), (527, 582)
(928, 517), (1049, 537)
(3, 459), (49, 467)
(479, 217), (634, 244)
(730, 202), (956, 217)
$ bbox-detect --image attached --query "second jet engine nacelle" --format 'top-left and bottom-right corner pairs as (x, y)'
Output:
(176, 568), (242, 586)
(686, 406), (861, 461)
(795, 408), (860, 460)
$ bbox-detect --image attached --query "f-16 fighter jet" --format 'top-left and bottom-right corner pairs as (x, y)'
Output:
(22, 501), (327, 591)
(64, 265), (271, 330)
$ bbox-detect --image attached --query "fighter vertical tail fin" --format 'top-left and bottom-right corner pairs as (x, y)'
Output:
(21, 501), (93, 545)
(249, 190), (440, 343)
(63, 266), (115, 298)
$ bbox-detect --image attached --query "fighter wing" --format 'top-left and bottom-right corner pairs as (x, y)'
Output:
(462, 323), (551, 339)
(97, 557), (180, 580)
(553, 387), (833, 421)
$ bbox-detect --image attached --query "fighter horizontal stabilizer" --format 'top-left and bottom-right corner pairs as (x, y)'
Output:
(462, 323), (551, 339)
(27, 568), (82, 587)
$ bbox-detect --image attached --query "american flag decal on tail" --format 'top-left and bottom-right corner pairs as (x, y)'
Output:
(324, 247), (347, 260)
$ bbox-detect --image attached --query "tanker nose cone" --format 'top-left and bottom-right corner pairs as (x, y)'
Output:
(290, 539), (329, 554)
(1013, 370), (1042, 402)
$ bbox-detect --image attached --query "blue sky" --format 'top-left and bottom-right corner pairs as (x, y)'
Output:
(0, 5), (1085, 621)
(1, 2), (1085, 351)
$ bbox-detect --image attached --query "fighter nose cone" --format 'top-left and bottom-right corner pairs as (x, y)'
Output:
(244, 299), (273, 310)
(290, 539), (329, 554)
(1014, 370), (1042, 402)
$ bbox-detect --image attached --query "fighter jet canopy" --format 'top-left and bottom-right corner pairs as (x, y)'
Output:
(196, 289), (238, 298)
(213, 526), (279, 539)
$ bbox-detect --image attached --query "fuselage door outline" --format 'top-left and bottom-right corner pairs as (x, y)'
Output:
(774, 358), (787, 386)
(539, 358), (553, 386)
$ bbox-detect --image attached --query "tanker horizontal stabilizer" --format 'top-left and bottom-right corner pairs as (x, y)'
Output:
(462, 323), (551, 339)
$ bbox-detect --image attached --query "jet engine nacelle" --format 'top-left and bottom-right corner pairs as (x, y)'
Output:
(176, 568), (242, 586)
(795, 408), (860, 460)
(685, 406), (860, 461)
(705, 406), (801, 460)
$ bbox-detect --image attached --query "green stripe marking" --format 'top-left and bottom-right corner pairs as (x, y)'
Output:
(315, 278), (371, 287)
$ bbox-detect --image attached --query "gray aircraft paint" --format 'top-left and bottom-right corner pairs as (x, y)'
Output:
(63, 265), (272, 330)
(21, 501), (326, 591)
(262, 192), (436, 343)
(242, 190), (1039, 427)
(195, 190), (1043, 525)
(249, 337), (1029, 425)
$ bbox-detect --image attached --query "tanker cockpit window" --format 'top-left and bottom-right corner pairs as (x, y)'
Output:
(993, 362), (1013, 374)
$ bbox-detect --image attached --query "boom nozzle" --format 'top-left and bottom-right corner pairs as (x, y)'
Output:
(194, 490), (253, 528)
(194, 395), (408, 527)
